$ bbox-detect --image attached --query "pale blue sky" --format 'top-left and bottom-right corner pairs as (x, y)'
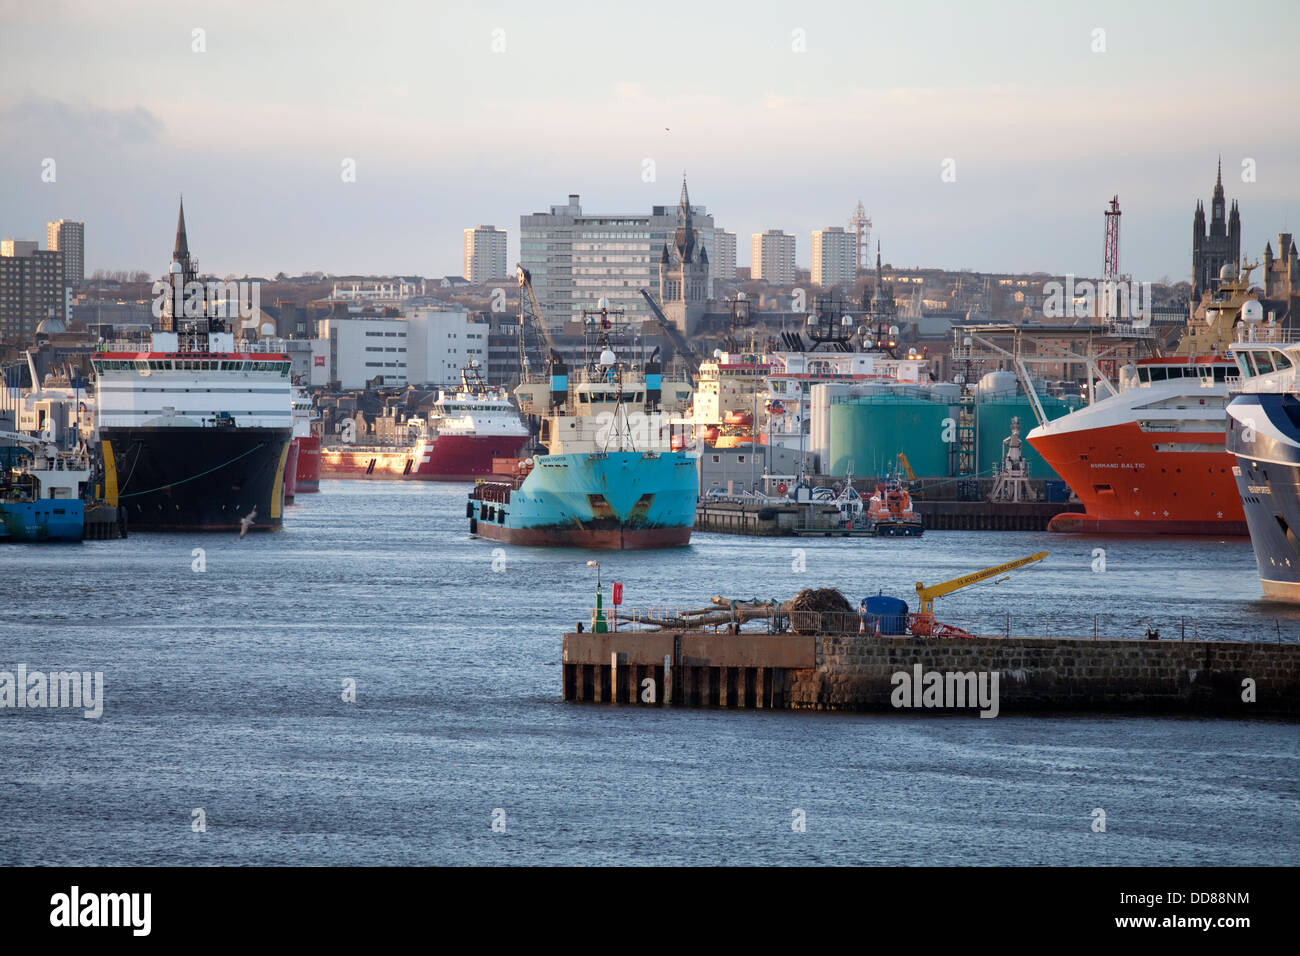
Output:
(1, 0), (1297, 281)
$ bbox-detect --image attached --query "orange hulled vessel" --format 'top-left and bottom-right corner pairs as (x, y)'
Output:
(1027, 263), (1262, 534)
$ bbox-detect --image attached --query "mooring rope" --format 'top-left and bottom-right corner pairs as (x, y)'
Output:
(116, 442), (266, 499)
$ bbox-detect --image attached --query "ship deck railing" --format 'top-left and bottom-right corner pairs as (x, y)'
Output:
(1230, 326), (1300, 345)
(97, 338), (297, 355)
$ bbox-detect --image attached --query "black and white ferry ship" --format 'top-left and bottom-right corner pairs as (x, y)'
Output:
(93, 202), (293, 531)
(1225, 263), (1300, 599)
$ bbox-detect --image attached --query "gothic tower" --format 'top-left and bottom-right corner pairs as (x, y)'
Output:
(1192, 158), (1241, 298)
(657, 176), (710, 333)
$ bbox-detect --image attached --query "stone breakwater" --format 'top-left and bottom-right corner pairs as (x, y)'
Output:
(561, 630), (1300, 717)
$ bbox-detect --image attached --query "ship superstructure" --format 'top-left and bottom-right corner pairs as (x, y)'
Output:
(1026, 263), (1260, 534)
(93, 200), (292, 531)
(320, 363), (529, 481)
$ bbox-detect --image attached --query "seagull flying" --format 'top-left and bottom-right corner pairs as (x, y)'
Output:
(239, 506), (257, 539)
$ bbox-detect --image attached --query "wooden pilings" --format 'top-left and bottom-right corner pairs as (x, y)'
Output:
(561, 631), (813, 709)
(562, 659), (794, 709)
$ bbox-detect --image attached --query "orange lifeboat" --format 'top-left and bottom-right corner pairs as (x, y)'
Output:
(722, 411), (753, 426)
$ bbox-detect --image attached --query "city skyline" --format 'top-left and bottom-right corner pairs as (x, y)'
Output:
(2, 0), (1298, 281)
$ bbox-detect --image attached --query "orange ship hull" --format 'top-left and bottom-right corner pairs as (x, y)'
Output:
(1028, 421), (1247, 535)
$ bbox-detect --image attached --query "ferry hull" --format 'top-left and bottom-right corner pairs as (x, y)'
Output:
(1028, 420), (1246, 535)
(322, 433), (530, 482)
(295, 434), (321, 492)
(468, 451), (698, 550)
(101, 426), (290, 531)
(284, 438), (300, 500)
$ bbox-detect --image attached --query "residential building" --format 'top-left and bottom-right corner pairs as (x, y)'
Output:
(0, 241), (65, 343)
(463, 225), (508, 283)
(713, 230), (737, 283)
(811, 226), (857, 288)
(751, 230), (796, 284)
(520, 190), (715, 327)
(47, 220), (84, 287)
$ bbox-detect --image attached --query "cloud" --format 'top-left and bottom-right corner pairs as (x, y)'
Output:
(0, 96), (163, 149)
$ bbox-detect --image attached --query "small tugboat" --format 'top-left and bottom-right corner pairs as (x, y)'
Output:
(0, 431), (93, 542)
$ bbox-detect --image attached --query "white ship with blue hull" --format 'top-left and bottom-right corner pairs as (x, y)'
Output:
(1225, 269), (1300, 600)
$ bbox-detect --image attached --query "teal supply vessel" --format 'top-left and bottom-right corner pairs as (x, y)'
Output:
(468, 327), (698, 550)
(470, 449), (698, 548)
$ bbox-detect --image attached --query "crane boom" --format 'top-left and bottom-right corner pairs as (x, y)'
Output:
(517, 264), (559, 377)
(896, 452), (917, 481)
(914, 551), (1048, 615)
(638, 288), (699, 387)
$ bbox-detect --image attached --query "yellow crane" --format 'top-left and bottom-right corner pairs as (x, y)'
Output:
(911, 551), (1048, 636)
(895, 452), (922, 499)
(896, 452), (917, 481)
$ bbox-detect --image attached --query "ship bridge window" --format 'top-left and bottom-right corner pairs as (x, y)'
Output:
(1213, 366), (1228, 382)
(1236, 353), (1256, 377)
(1271, 351), (1292, 370)
(1255, 352), (1275, 374)
(1148, 367), (1167, 382)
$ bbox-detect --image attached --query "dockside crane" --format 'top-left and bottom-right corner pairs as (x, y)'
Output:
(638, 288), (701, 387)
(910, 551), (1048, 637)
(516, 264), (561, 381)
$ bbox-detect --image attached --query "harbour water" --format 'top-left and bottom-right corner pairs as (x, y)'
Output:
(1, 481), (1297, 866)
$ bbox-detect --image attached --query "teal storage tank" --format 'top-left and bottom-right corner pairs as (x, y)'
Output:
(974, 397), (1079, 480)
(827, 395), (955, 478)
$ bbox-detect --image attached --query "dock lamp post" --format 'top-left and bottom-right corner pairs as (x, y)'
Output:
(586, 560), (608, 633)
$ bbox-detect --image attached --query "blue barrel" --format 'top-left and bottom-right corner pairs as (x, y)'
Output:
(862, 595), (909, 634)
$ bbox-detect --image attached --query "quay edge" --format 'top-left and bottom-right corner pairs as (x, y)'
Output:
(562, 630), (1300, 717)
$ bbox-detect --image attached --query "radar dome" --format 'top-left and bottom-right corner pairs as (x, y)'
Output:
(597, 297), (610, 311)
(841, 315), (853, 327)
(806, 314), (819, 326)
(599, 349), (617, 367)
(1241, 300), (1264, 324)
(889, 325), (900, 337)
(1219, 263), (1237, 281)
(169, 261), (182, 274)
(736, 291), (747, 300)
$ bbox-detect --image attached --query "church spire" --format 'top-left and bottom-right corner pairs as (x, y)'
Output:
(672, 174), (695, 263)
(173, 196), (190, 263)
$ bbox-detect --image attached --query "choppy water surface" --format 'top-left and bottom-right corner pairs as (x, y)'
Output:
(1, 481), (1296, 865)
